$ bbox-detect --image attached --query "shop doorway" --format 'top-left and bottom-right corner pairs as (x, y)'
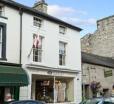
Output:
(35, 80), (54, 103)
(0, 87), (19, 103)
(32, 75), (74, 103)
(0, 87), (4, 104)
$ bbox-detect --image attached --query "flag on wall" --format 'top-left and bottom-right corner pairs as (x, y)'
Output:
(33, 34), (41, 48)
(28, 34), (41, 57)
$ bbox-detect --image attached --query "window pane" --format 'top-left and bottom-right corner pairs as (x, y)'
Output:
(33, 35), (43, 62)
(0, 27), (2, 58)
(59, 54), (62, 65)
(33, 17), (42, 27)
(59, 42), (65, 50)
(59, 42), (66, 65)
(0, 7), (2, 16)
(59, 26), (65, 34)
(62, 55), (65, 65)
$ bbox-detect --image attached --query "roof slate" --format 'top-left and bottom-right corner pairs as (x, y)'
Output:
(0, 0), (82, 31)
(82, 52), (114, 68)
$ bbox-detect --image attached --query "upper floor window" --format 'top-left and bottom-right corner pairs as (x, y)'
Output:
(59, 42), (66, 65)
(0, 5), (4, 17)
(0, 27), (2, 58)
(33, 34), (43, 62)
(0, 22), (6, 60)
(59, 26), (66, 34)
(33, 17), (42, 27)
(0, 6), (3, 16)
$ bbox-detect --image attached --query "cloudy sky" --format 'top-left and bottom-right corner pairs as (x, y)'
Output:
(16, 0), (114, 37)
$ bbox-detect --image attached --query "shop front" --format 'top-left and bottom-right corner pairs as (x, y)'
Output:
(31, 74), (75, 103)
(0, 63), (29, 104)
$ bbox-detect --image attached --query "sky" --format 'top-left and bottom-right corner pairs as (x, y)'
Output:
(16, 0), (114, 37)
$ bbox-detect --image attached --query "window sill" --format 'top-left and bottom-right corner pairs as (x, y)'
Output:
(58, 65), (68, 69)
(33, 25), (41, 28)
(59, 32), (65, 34)
(32, 25), (42, 29)
(28, 60), (44, 66)
(0, 58), (7, 61)
(0, 16), (8, 20)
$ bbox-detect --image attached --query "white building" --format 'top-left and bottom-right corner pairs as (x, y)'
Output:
(0, 0), (82, 103)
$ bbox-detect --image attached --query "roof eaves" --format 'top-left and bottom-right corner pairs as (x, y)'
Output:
(82, 52), (114, 68)
(1, 0), (82, 31)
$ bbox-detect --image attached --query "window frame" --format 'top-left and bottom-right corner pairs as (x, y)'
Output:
(33, 35), (43, 62)
(0, 4), (5, 17)
(0, 22), (6, 60)
(59, 25), (66, 34)
(0, 27), (3, 58)
(33, 17), (42, 27)
(59, 42), (66, 66)
(0, 5), (3, 16)
(0, 6), (2, 16)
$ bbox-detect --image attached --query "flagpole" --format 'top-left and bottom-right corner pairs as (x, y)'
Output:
(28, 31), (40, 57)
(54, 76), (55, 104)
(28, 46), (33, 58)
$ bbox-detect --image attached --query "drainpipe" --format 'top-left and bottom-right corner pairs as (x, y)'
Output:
(19, 8), (23, 65)
(54, 76), (55, 104)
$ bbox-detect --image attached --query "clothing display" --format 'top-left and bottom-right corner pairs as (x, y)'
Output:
(55, 81), (66, 102)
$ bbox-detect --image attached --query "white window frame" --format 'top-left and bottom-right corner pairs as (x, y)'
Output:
(0, 27), (2, 58)
(33, 17), (42, 27)
(33, 34), (43, 62)
(0, 5), (4, 16)
(59, 25), (66, 34)
(59, 42), (66, 65)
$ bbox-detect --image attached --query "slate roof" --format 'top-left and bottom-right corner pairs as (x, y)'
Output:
(0, 0), (82, 31)
(82, 52), (114, 68)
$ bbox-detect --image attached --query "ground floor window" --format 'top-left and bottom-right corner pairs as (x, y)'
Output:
(35, 80), (68, 103)
(0, 87), (19, 103)
(35, 80), (53, 103)
(55, 80), (66, 102)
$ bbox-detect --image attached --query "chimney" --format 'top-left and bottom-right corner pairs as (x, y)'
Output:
(33, 0), (48, 13)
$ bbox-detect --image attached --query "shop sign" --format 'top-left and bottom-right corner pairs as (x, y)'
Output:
(104, 70), (112, 77)
(47, 71), (63, 76)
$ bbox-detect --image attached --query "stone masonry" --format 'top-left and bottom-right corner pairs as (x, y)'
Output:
(82, 63), (114, 98)
(81, 15), (114, 58)
(81, 15), (114, 98)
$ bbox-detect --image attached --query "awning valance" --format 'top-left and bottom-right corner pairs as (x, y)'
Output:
(0, 65), (29, 86)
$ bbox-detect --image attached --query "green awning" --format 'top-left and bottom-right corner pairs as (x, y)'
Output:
(0, 65), (29, 86)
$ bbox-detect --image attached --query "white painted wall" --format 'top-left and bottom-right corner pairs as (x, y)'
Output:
(74, 73), (82, 103)
(20, 69), (32, 100)
(21, 12), (81, 71)
(2, 6), (81, 71)
(1, 6), (20, 63)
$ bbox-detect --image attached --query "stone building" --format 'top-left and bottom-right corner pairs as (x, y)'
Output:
(81, 15), (114, 98)
(82, 52), (114, 99)
(81, 15), (114, 58)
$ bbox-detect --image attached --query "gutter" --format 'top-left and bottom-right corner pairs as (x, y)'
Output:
(0, 0), (82, 31)
(19, 8), (23, 65)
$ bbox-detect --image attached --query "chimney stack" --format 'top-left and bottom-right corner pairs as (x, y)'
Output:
(33, 0), (48, 13)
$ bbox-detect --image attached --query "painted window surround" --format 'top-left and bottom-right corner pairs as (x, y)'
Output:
(0, 22), (6, 60)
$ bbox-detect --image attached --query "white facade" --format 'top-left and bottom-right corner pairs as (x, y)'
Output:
(0, 1), (82, 104)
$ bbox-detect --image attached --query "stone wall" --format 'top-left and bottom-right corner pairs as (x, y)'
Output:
(81, 33), (93, 53)
(82, 63), (114, 97)
(81, 15), (114, 98)
(81, 15), (114, 58)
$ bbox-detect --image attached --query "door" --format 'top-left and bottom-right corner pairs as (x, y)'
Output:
(0, 87), (4, 104)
